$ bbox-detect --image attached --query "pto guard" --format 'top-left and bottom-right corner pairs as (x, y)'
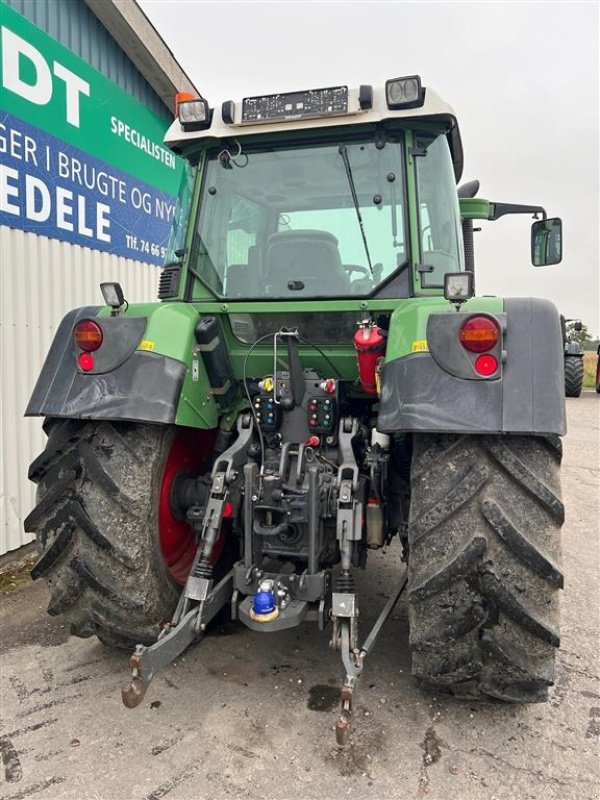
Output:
(377, 297), (566, 436)
(25, 305), (215, 427)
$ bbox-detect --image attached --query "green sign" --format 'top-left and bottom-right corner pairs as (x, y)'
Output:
(0, 1), (180, 195)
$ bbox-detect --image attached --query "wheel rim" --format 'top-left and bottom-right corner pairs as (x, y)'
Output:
(158, 429), (216, 584)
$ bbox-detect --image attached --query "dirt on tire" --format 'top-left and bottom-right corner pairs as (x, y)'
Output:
(407, 433), (564, 703)
(24, 420), (184, 648)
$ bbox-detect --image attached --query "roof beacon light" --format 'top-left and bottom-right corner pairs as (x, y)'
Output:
(178, 98), (210, 131)
(385, 75), (424, 109)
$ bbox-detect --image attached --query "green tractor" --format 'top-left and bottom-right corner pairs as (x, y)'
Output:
(25, 77), (565, 743)
(561, 317), (585, 397)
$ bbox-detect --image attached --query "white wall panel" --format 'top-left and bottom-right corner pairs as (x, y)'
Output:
(0, 227), (159, 555)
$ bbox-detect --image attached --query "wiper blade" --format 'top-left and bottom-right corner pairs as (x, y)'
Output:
(338, 145), (374, 277)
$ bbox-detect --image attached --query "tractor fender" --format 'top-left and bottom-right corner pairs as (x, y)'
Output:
(377, 298), (566, 436)
(25, 306), (191, 425)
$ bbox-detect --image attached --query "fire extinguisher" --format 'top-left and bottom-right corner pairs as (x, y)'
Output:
(353, 320), (386, 395)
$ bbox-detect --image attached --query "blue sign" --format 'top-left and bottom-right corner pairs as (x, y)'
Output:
(0, 113), (176, 265)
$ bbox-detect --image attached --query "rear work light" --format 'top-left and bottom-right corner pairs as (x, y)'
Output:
(177, 98), (210, 131)
(459, 316), (500, 353)
(385, 75), (424, 109)
(74, 319), (103, 352)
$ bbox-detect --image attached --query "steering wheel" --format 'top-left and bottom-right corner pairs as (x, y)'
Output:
(343, 264), (371, 279)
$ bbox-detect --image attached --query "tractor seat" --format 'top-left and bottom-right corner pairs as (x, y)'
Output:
(265, 230), (350, 296)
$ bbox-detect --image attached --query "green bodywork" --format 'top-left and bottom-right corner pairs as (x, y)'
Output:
(102, 294), (501, 430)
(459, 198), (493, 220)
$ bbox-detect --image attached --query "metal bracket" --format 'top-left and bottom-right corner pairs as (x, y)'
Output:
(212, 413), (254, 483)
(336, 420), (362, 553)
(336, 418), (359, 489)
(185, 576), (211, 603)
(332, 592), (358, 618)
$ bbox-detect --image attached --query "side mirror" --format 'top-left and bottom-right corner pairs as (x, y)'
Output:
(531, 218), (562, 266)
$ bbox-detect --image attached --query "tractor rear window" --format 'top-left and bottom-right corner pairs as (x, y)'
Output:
(189, 135), (408, 300)
(228, 311), (363, 344)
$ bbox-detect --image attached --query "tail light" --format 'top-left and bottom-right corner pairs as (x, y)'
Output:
(74, 320), (103, 352)
(459, 316), (500, 353)
(474, 354), (499, 376)
(78, 352), (95, 371)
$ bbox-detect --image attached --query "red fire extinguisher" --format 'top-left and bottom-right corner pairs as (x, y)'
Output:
(353, 321), (386, 395)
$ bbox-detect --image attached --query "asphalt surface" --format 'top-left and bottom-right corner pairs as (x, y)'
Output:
(1, 393), (599, 800)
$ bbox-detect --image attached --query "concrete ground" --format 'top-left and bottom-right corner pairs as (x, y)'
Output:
(1, 394), (598, 800)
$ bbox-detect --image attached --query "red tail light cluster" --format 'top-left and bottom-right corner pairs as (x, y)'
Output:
(459, 315), (500, 376)
(74, 319), (102, 372)
(74, 320), (103, 352)
(459, 316), (500, 353)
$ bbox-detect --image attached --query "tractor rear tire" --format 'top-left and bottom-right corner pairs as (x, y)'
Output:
(407, 433), (563, 703)
(25, 420), (188, 648)
(564, 355), (584, 397)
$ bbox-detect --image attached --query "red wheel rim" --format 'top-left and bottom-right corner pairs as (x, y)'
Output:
(159, 429), (217, 584)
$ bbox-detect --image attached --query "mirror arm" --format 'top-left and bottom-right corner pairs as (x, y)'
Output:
(489, 202), (547, 221)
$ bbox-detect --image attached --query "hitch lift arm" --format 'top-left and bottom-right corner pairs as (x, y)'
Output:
(333, 569), (408, 745)
(121, 415), (253, 708)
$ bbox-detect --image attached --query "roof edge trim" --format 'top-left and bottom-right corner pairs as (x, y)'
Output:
(84, 0), (198, 113)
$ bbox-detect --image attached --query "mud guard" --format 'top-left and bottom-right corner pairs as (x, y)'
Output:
(377, 298), (566, 436)
(26, 307), (187, 425)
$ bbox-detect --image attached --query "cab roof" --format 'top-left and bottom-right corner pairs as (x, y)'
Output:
(164, 82), (464, 181)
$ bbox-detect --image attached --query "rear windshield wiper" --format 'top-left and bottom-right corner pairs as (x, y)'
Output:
(338, 145), (374, 277)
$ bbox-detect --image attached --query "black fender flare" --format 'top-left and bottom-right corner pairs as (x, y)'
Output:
(377, 298), (566, 436)
(25, 307), (187, 424)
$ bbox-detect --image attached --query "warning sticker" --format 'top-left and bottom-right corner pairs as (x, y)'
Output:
(139, 340), (155, 351)
(411, 340), (428, 352)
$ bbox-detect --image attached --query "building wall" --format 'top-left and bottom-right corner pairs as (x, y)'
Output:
(4, 0), (170, 121)
(0, 1), (183, 554)
(0, 227), (159, 555)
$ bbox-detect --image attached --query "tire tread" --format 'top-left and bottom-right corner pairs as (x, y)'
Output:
(408, 433), (563, 703)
